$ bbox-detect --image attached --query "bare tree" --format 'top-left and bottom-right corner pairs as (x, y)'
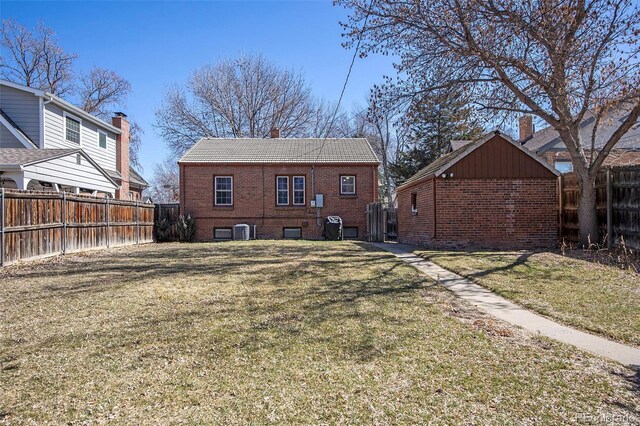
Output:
(339, 0), (640, 245)
(156, 54), (328, 158)
(0, 19), (76, 96)
(79, 67), (132, 117)
(146, 159), (180, 203)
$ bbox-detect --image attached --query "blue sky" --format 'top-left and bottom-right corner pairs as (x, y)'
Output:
(1, 0), (396, 177)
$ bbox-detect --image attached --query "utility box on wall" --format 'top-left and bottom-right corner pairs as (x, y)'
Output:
(313, 194), (324, 208)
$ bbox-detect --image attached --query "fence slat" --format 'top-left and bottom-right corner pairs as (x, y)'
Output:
(561, 165), (639, 250)
(0, 189), (156, 266)
(1, 188), (5, 267)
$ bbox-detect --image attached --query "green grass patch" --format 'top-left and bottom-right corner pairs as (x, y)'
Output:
(1, 241), (638, 424)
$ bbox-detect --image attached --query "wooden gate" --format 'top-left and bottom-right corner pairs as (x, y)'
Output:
(366, 202), (398, 242)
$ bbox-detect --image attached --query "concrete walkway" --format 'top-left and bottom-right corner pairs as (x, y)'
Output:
(371, 242), (640, 368)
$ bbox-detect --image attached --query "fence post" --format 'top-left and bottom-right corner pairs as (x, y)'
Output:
(62, 192), (67, 255)
(106, 197), (110, 248)
(1, 188), (5, 267)
(135, 200), (139, 245)
(606, 168), (613, 249)
(558, 176), (563, 241)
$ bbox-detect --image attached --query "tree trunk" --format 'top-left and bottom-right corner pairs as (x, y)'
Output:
(577, 171), (599, 247)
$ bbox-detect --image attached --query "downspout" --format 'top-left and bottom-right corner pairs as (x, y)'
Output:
(311, 164), (321, 236)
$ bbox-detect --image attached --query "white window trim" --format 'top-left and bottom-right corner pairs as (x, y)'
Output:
(341, 175), (356, 195)
(98, 129), (108, 149)
(293, 176), (305, 205)
(215, 176), (233, 206)
(63, 111), (82, 146)
(277, 176), (290, 206)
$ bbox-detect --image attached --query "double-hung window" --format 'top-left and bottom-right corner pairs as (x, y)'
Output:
(277, 176), (305, 206)
(215, 176), (233, 206)
(277, 176), (289, 205)
(293, 176), (305, 205)
(340, 175), (356, 195)
(65, 115), (81, 144)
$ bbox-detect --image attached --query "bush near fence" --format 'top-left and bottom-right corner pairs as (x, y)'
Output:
(560, 165), (640, 250)
(0, 189), (155, 266)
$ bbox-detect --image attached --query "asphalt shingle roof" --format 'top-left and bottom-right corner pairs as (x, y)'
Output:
(0, 148), (80, 166)
(523, 110), (640, 153)
(178, 138), (379, 164)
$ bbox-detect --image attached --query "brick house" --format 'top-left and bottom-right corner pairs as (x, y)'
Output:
(178, 133), (379, 240)
(519, 111), (640, 172)
(397, 131), (559, 250)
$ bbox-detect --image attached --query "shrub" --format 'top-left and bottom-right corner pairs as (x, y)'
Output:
(154, 218), (173, 242)
(177, 215), (196, 242)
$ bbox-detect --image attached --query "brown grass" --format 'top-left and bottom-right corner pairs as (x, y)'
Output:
(415, 249), (640, 347)
(1, 241), (638, 424)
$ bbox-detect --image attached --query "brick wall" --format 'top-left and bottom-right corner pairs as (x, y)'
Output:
(180, 163), (378, 241)
(398, 177), (558, 249)
(397, 178), (435, 245)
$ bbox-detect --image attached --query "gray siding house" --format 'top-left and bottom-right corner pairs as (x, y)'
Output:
(0, 80), (147, 199)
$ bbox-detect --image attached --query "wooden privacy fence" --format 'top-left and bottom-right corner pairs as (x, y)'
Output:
(366, 202), (398, 242)
(0, 189), (155, 266)
(154, 203), (180, 241)
(560, 165), (640, 250)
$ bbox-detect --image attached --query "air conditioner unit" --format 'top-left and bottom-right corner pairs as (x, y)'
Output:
(234, 224), (250, 240)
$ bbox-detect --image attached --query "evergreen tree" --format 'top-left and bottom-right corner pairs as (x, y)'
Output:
(391, 90), (483, 185)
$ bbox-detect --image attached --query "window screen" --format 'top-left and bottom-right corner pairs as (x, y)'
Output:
(99, 132), (107, 149)
(283, 227), (302, 239)
(214, 228), (233, 240)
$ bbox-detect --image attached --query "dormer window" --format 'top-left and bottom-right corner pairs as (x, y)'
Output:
(65, 114), (81, 144)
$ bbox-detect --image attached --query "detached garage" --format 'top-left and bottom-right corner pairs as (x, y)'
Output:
(397, 131), (559, 249)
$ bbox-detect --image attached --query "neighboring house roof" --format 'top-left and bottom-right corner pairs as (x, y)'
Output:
(0, 79), (122, 135)
(0, 108), (38, 148)
(178, 138), (380, 164)
(399, 131), (559, 189)
(523, 110), (640, 153)
(448, 140), (472, 151)
(0, 148), (119, 187)
(129, 167), (149, 188)
(106, 167), (149, 188)
(0, 148), (80, 166)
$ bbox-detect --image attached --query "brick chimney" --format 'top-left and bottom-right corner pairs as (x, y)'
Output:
(270, 127), (280, 138)
(112, 112), (130, 200)
(518, 115), (534, 141)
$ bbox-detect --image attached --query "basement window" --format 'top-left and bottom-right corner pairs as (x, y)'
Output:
(283, 227), (302, 239)
(343, 227), (359, 239)
(214, 228), (233, 240)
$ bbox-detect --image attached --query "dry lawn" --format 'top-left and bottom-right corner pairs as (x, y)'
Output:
(415, 250), (640, 347)
(1, 241), (639, 424)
